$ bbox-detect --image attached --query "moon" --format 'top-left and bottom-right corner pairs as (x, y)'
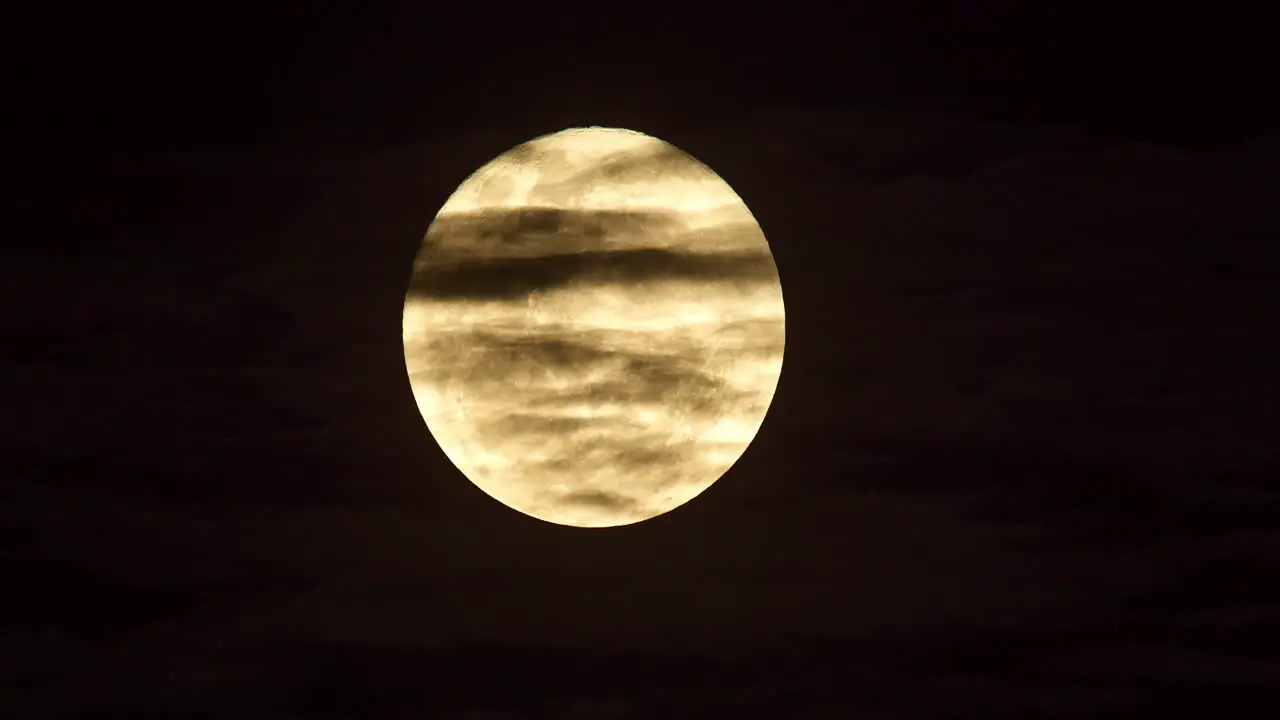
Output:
(403, 127), (785, 527)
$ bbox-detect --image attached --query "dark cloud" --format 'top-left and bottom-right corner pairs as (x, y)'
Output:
(421, 326), (778, 410)
(415, 331), (733, 403)
(618, 354), (727, 397)
(424, 206), (684, 260)
(408, 245), (777, 301)
(486, 413), (597, 437)
(531, 438), (692, 475)
(520, 358), (731, 409)
(457, 333), (623, 376)
(559, 488), (635, 512)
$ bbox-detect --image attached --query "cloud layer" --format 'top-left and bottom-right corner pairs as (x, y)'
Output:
(4, 109), (1278, 715)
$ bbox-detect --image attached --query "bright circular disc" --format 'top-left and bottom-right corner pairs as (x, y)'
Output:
(403, 127), (785, 527)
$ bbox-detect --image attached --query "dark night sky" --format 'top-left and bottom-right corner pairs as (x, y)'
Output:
(5, 3), (1280, 717)
(13, 3), (1274, 147)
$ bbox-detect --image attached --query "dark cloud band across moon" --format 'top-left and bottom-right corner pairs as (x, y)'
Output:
(407, 242), (779, 302)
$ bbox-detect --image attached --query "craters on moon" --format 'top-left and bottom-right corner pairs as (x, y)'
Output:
(403, 126), (785, 527)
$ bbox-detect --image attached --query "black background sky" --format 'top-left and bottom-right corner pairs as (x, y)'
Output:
(12, 2), (1274, 148)
(5, 2), (1280, 718)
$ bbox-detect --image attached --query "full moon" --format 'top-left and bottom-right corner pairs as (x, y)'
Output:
(403, 127), (785, 527)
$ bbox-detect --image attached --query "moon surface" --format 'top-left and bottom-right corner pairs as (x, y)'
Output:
(403, 127), (785, 527)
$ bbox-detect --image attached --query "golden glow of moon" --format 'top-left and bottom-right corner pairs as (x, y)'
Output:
(403, 127), (785, 527)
